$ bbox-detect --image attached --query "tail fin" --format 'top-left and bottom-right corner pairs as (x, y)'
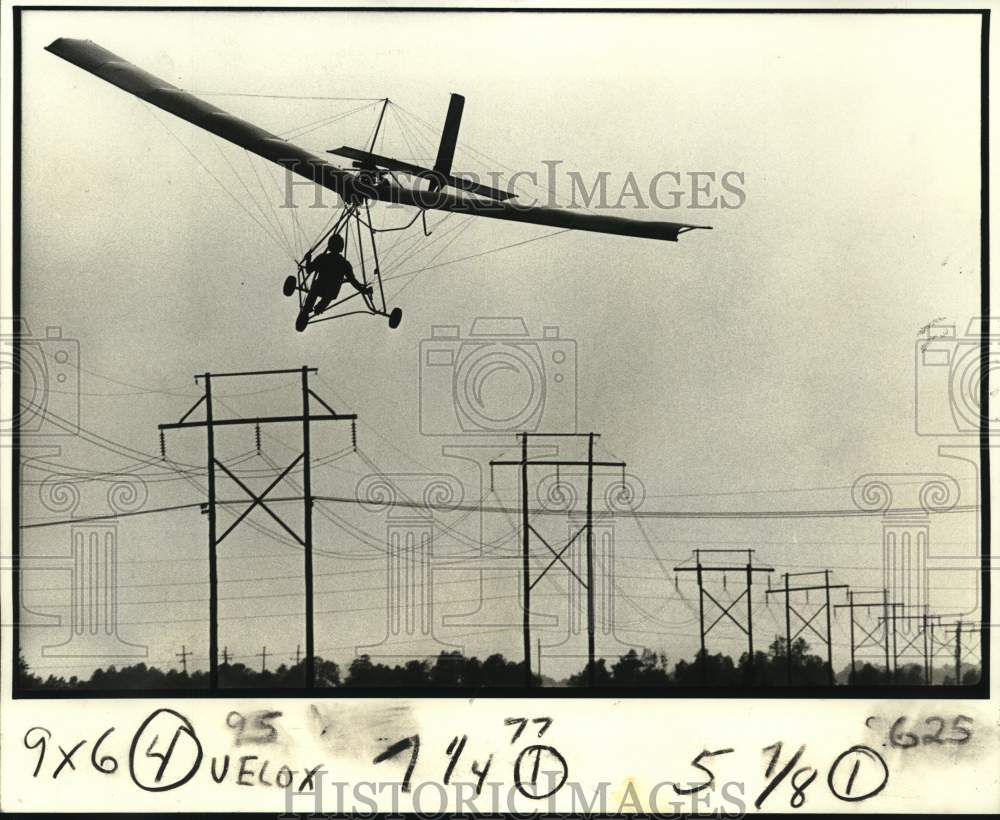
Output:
(433, 93), (465, 178)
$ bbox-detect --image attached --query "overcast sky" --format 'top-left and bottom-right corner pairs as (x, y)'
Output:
(16, 9), (984, 680)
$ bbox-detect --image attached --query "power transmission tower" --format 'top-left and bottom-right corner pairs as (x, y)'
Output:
(945, 620), (981, 685)
(834, 588), (894, 684)
(176, 644), (190, 675)
(674, 549), (774, 684)
(159, 366), (357, 690)
(765, 570), (848, 686)
(292, 644), (302, 666)
(925, 613), (953, 685)
(878, 605), (942, 684)
(490, 432), (625, 688)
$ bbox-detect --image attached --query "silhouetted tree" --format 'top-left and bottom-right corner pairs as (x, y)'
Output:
(673, 649), (739, 685)
(610, 649), (671, 685)
(737, 650), (773, 685)
(429, 651), (465, 686)
(15, 652), (45, 689)
(566, 658), (612, 687)
(852, 662), (890, 685)
(344, 651), (531, 688)
(766, 637), (831, 685)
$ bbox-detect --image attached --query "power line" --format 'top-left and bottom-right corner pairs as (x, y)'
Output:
(20, 494), (980, 530)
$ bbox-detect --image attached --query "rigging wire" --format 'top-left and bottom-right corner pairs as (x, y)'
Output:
(147, 108), (295, 261)
(281, 99), (381, 141)
(190, 91), (385, 102)
(383, 228), (572, 285)
(212, 140), (294, 257)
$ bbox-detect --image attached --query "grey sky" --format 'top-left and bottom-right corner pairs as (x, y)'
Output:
(17, 9), (983, 680)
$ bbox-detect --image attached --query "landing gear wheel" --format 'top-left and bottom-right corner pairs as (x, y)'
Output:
(283, 275), (297, 297)
(295, 311), (309, 333)
(388, 307), (403, 329)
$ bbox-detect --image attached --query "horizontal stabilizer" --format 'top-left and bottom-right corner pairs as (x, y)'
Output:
(328, 145), (517, 201)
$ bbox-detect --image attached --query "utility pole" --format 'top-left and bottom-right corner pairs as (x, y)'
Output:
(292, 644), (302, 666)
(945, 620), (980, 685)
(159, 366), (357, 691)
(222, 646), (229, 665)
(176, 644), (190, 675)
(537, 637), (542, 683)
(490, 432), (625, 688)
(697, 560), (706, 675)
(924, 609), (932, 684)
(300, 367), (315, 688)
(674, 549), (774, 685)
(955, 619), (962, 684)
(205, 374), (217, 689)
(878, 606), (942, 685)
(260, 646), (268, 674)
(519, 433), (530, 687)
(845, 591), (856, 684)
(585, 433), (596, 686)
(834, 589), (896, 684)
(783, 572), (791, 684)
(925, 612), (953, 685)
(765, 570), (848, 686)
(884, 588), (894, 681)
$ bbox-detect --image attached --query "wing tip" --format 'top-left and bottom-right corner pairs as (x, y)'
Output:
(46, 36), (85, 51)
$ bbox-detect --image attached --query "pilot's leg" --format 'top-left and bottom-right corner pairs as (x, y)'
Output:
(296, 288), (317, 332)
(314, 280), (344, 315)
(303, 284), (321, 315)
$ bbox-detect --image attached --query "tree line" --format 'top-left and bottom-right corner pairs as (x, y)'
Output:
(16, 637), (979, 691)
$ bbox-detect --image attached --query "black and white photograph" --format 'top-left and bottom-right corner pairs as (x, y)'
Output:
(1, 1), (997, 815)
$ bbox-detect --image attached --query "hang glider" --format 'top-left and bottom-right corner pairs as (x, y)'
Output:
(46, 38), (711, 331)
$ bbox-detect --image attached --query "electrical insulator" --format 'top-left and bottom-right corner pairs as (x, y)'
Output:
(351, 419), (357, 450)
(159, 430), (166, 460)
(254, 423), (261, 454)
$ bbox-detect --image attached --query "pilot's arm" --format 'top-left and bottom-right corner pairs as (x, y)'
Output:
(343, 259), (366, 291)
(304, 251), (322, 275)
